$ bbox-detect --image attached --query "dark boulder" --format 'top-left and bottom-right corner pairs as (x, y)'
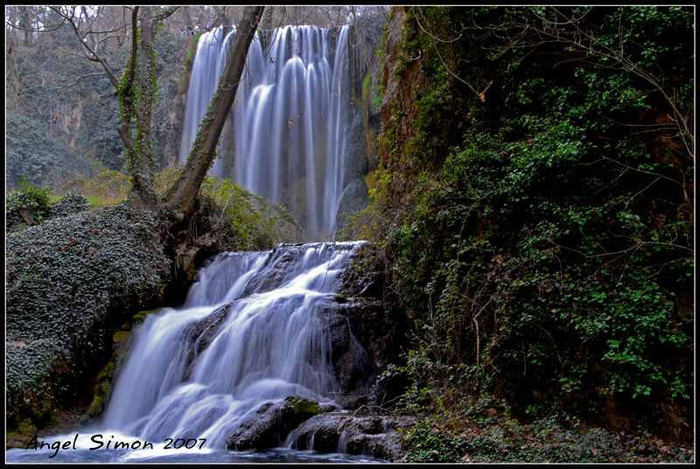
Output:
(182, 304), (230, 379)
(288, 412), (415, 461)
(226, 396), (321, 450)
(317, 298), (377, 406)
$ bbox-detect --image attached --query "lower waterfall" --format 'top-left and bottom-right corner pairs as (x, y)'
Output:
(6, 241), (387, 463)
(104, 243), (359, 447)
(105, 242), (362, 447)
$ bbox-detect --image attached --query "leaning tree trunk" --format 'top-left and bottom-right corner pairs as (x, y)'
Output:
(166, 6), (265, 219)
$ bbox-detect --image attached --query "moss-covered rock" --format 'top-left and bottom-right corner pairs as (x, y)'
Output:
(6, 203), (172, 432)
(285, 396), (321, 416)
(86, 359), (117, 419)
(155, 167), (301, 251)
(226, 397), (322, 450)
(86, 307), (166, 420)
(85, 326), (134, 420)
(131, 308), (159, 325)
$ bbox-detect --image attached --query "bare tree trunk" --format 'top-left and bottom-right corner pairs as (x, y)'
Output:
(19, 7), (32, 45)
(116, 6), (180, 209)
(129, 6), (158, 208)
(166, 6), (264, 219)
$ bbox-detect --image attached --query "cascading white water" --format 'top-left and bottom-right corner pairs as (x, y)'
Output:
(179, 25), (351, 239)
(102, 242), (364, 449)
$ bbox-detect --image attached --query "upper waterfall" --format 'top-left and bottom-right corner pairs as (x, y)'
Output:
(180, 25), (352, 240)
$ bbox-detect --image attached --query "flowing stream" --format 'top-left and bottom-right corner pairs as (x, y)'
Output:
(7, 242), (378, 463)
(180, 25), (352, 239)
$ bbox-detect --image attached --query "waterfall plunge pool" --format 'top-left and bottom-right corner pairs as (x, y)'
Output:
(6, 430), (382, 463)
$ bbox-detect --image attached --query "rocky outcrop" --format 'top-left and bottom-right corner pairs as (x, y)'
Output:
(336, 16), (385, 232)
(240, 246), (298, 295)
(182, 304), (230, 379)
(318, 298), (375, 406)
(5, 204), (172, 435)
(288, 412), (415, 461)
(336, 179), (369, 232)
(226, 396), (321, 450)
(332, 243), (407, 406)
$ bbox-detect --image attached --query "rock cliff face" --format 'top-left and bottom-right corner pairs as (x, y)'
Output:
(335, 19), (385, 233)
(5, 204), (172, 436)
(377, 8), (432, 215)
(332, 243), (407, 407)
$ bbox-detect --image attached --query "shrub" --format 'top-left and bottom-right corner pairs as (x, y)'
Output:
(61, 169), (131, 207)
(6, 178), (53, 230)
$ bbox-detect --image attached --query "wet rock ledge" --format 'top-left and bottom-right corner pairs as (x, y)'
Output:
(225, 397), (414, 462)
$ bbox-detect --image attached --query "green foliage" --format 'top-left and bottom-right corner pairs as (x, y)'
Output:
(362, 72), (383, 112)
(62, 169), (131, 207)
(353, 5), (693, 436)
(401, 420), (461, 462)
(184, 32), (201, 69)
(6, 113), (98, 189)
(6, 178), (53, 229)
(401, 413), (693, 463)
(55, 166), (301, 251)
(200, 176), (301, 250)
(155, 167), (301, 251)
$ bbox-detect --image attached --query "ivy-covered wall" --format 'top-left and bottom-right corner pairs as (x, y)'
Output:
(346, 6), (693, 440)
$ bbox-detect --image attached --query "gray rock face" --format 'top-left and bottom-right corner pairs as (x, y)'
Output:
(320, 296), (391, 409)
(334, 244), (408, 406)
(226, 396), (321, 450)
(287, 412), (415, 461)
(6, 204), (172, 430)
(343, 106), (368, 183)
(182, 304), (230, 379)
(336, 178), (369, 232)
(317, 297), (378, 406)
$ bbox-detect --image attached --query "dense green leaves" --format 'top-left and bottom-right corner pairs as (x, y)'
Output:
(352, 6), (693, 436)
(6, 178), (53, 229)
